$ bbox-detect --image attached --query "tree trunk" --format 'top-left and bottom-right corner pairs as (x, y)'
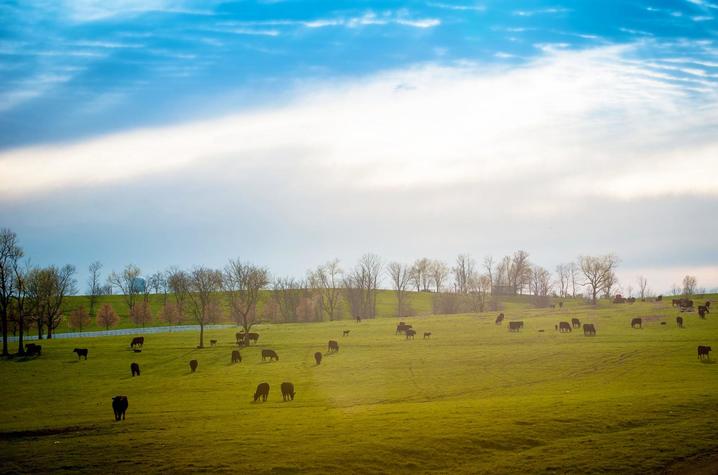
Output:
(1, 310), (8, 357)
(17, 314), (25, 355)
(198, 323), (204, 348)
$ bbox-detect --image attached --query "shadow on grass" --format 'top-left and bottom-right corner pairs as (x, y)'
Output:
(700, 359), (716, 364)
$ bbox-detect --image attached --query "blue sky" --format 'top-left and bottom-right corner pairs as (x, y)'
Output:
(1, 0), (717, 293)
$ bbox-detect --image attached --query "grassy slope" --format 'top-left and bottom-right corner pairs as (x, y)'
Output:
(1, 298), (717, 474)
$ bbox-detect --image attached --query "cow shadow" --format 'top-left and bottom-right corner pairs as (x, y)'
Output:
(700, 359), (716, 364)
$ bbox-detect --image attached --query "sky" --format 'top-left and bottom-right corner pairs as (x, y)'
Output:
(1, 0), (717, 295)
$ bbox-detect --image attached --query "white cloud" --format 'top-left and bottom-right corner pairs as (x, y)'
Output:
(1, 44), (717, 205)
(59, 0), (214, 22)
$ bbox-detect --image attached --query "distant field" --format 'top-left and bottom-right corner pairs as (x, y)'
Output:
(1, 298), (717, 474)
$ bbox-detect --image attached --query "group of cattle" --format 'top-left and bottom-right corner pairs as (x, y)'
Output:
(672, 299), (712, 319)
(395, 322), (431, 339)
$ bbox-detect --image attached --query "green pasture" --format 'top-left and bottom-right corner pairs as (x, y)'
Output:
(1, 298), (717, 474)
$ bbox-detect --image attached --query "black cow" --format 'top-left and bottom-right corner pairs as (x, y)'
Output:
(236, 332), (246, 343)
(583, 323), (596, 336)
(558, 301), (563, 308)
(697, 345), (712, 360)
(261, 349), (279, 361)
(405, 329), (416, 340)
(328, 340), (339, 353)
(130, 336), (144, 348)
(25, 343), (41, 356)
(706, 301), (712, 309)
(656, 295), (663, 301)
(396, 323), (412, 335)
(571, 318), (581, 329)
(495, 313), (505, 325)
(112, 396), (128, 421)
(231, 350), (241, 363)
(254, 382), (270, 402)
(247, 333), (259, 344)
(73, 348), (88, 360)
(558, 322), (572, 333)
(130, 362), (140, 377)
(314, 352), (322, 365)
(189, 359), (198, 372)
(210, 339), (217, 347)
(281, 382), (295, 401)
(423, 332), (431, 339)
(698, 305), (709, 319)
(631, 318), (642, 329)
(508, 321), (523, 332)
(343, 330), (350, 337)
(676, 316), (684, 328)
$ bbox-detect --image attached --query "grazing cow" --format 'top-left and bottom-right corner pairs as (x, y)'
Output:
(343, 330), (350, 337)
(571, 318), (581, 329)
(631, 318), (642, 329)
(396, 323), (412, 335)
(130, 362), (140, 377)
(73, 348), (88, 360)
(423, 332), (431, 339)
(236, 332), (246, 343)
(495, 313), (505, 325)
(254, 382), (270, 402)
(676, 316), (684, 328)
(112, 396), (128, 421)
(558, 301), (564, 309)
(281, 382), (295, 401)
(328, 340), (339, 353)
(189, 359), (198, 372)
(247, 333), (260, 344)
(314, 352), (322, 365)
(261, 349), (279, 361)
(508, 321), (523, 332)
(210, 339), (217, 347)
(697, 345), (712, 360)
(558, 322), (572, 333)
(656, 295), (663, 302)
(583, 323), (596, 336)
(627, 297), (636, 304)
(130, 336), (144, 348)
(406, 329), (416, 340)
(660, 321), (667, 325)
(25, 343), (41, 356)
(698, 305), (709, 319)
(231, 350), (241, 363)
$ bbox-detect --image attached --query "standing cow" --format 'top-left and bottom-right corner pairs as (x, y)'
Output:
(189, 359), (198, 372)
(231, 350), (241, 363)
(558, 322), (572, 333)
(495, 313), (505, 325)
(405, 329), (416, 340)
(130, 362), (140, 377)
(130, 337), (144, 348)
(698, 305), (709, 319)
(254, 383), (270, 402)
(676, 316), (684, 328)
(73, 348), (89, 360)
(583, 324), (596, 336)
(571, 318), (581, 329)
(328, 340), (339, 353)
(314, 352), (322, 365)
(112, 396), (128, 421)
(281, 382), (295, 401)
(508, 321), (523, 332)
(697, 346), (712, 360)
(631, 318), (642, 329)
(261, 349), (279, 361)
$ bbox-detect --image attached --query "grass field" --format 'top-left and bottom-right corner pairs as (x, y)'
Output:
(1, 298), (717, 474)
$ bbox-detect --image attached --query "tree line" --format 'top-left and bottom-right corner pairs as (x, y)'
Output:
(0, 227), (704, 355)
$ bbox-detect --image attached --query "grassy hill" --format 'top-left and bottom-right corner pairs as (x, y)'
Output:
(1, 297), (717, 473)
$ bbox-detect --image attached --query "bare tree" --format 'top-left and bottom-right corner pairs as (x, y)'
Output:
(344, 254), (382, 319)
(682, 275), (697, 296)
(510, 250), (531, 295)
(308, 259), (343, 321)
(159, 302), (183, 329)
(578, 254), (620, 304)
(483, 256), (495, 292)
(568, 262), (579, 298)
(0, 228), (23, 356)
(107, 264), (141, 314)
(467, 272), (491, 312)
(453, 254), (475, 294)
(130, 300), (153, 328)
(96, 303), (119, 330)
(670, 283), (681, 297)
(430, 260), (449, 293)
(26, 264), (77, 339)
(11, 261), (29, 354)
(87, 261), (103, 317)
(185, 266), (223, 348)
(556, 264), (569, 298)
(387, 262), (412, 317)
(637, 275), (648, 301)
(272, 277), (302, 322)
(410, 258), (431, 292)
(603, 270), (619, 298)
(223, 259), (269, 333)
(167, 267), (190, 316)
